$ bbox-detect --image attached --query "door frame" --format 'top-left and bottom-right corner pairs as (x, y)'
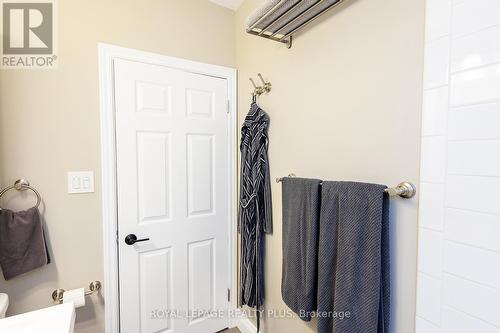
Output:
(98, 43), (238, 333)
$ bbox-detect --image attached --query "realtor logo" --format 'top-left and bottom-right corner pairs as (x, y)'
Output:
(1, 0), (57, 69)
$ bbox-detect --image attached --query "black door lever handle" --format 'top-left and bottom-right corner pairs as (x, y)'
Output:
(125, 234), (150, 245)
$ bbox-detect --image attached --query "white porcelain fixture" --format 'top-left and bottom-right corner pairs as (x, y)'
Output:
(0, 303), (75, 333)
(0, 293), (8, 318)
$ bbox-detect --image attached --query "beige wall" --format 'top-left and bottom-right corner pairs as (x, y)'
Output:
(0, 1), (235, 332)
(1, 0), (425, 332)
(235, 0), (424, 332)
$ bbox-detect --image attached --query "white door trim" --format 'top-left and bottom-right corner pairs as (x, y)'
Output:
(98, 43), (238, 333)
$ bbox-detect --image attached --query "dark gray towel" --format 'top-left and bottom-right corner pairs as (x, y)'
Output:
(317, 181), (390, 333)
(0, 207), (50, 280)
(281, 177), (322, 321)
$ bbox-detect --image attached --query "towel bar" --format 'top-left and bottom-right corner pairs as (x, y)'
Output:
(276, 174), (417, 199)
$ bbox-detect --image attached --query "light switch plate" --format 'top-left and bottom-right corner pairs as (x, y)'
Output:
(67, 171), (95, 194)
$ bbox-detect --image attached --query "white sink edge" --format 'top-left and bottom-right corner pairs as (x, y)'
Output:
(0, 302), (75, 333)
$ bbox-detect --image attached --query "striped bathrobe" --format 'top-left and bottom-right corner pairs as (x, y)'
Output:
(239, 100), (272, 323)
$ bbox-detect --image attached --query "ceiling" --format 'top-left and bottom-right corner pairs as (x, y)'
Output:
(208, 0), (245, 11)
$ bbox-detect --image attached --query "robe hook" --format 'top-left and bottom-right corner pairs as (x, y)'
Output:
(258, 73), (272, 93)
(250, 74), (271, 97)
(249, 77), (258, 90)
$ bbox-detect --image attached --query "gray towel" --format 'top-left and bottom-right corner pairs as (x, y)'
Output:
(281, 177), (322, 321)
(247, 0), (342, 37)
(317, 181), (390, 333)
(0, 207), (50, 280)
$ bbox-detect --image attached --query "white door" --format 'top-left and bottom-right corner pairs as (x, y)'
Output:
(114, 58), (231, 333)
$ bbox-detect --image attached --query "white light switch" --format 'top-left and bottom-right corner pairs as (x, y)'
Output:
(67, 171), (94, 194)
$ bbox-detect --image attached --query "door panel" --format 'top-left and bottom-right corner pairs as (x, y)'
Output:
(188, 239), (215, 323)
(114, 58), (230, 333)
(137, 131), (172, 223)
(187, 134), (214, 216)
(139, 247), (173, 333)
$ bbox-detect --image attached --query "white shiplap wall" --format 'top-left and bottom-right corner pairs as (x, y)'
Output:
(416, 0), (500, 332)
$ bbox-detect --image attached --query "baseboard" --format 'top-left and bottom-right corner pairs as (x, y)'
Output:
(233, 309), (261, 333)
(236, 317), (257, 333)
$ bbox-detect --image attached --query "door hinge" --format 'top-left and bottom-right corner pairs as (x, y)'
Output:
(226, 99), (230, 114)
(227, 288), (231, 302)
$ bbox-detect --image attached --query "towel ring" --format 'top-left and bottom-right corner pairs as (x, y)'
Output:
(0, 179), (42, 209)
